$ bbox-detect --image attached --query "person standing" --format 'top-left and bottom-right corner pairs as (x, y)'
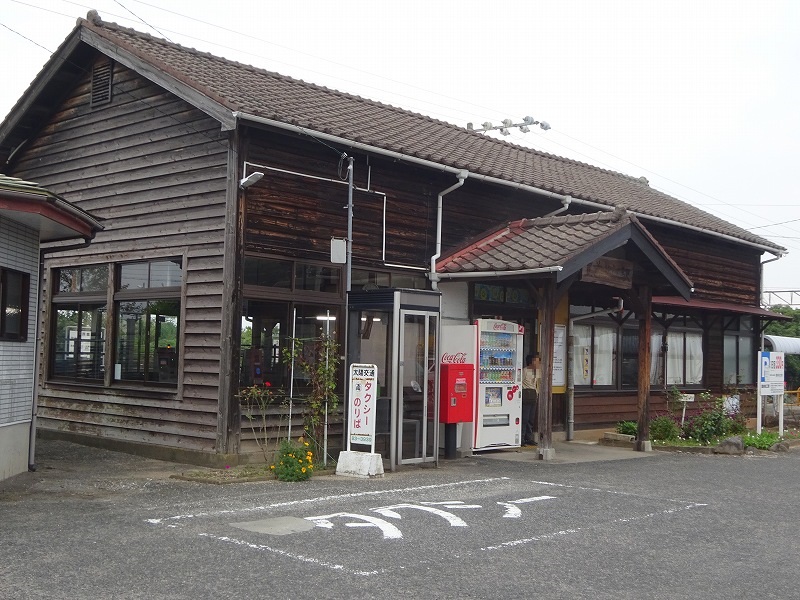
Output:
(521, 353), (540, 446)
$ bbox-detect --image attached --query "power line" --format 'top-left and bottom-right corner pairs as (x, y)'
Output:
(4, 0), (799, 254)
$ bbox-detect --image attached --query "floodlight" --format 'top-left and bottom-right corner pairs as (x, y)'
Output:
(239, 171), (264, 189)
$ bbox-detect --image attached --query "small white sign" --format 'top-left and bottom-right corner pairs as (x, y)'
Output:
(348, 364), (378, 450)
(760, 351), (785, 395)
(552, 324), (566, 387)
(330, 237), (347, 264)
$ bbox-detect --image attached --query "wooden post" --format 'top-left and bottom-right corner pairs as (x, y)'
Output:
(537, 279), (556, 460)
(635, 285), (652, 451)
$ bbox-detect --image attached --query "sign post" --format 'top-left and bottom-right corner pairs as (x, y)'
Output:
(758, 351), (785, 434)
(347, 363), (378, 452)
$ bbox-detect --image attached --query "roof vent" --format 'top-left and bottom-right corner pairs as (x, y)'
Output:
(90, 60), (113, 107)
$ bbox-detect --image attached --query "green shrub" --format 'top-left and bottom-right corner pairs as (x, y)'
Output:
(649, 415), (681, 441)
(616, 421), (638, 436)
(682, 398), (735, 444)
(271, 438), (314, 482)
(742, 431), (781, 450)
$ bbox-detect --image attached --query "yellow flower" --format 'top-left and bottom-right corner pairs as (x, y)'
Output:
(270, 465), (275, 470)
(301, 467), (306, 473)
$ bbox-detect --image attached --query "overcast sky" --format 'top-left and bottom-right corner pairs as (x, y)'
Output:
(2, 0), (798, 298)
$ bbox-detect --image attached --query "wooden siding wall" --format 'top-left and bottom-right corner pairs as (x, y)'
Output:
(243, 134), (561, 268)
(648, 223), (761, 304)
(573, 392), (669, 428)
(9, 56), (230, 452)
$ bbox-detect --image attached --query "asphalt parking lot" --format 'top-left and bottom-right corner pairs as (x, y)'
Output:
(2, 438), (799, 600)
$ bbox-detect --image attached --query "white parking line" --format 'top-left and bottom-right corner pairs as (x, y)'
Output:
(145, 477), (510, 525)
(198, 533), (384, 577)
(481, 502), (707, 551)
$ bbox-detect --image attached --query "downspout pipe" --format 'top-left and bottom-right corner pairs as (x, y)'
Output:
(430, 171), (468, 290)
(544, 195), (572, 218)
(567, 299), (624, 441)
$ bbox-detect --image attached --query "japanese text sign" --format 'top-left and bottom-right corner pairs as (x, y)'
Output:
(760, 351), (785, 395)
(348, 363), (378, 450)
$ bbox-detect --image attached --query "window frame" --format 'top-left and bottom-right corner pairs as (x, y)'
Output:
(723, 315), (757, 386)
(113, 259), (182, 388)
(650, 316), (705, 388)
(0, 267), (30, 341)
(49, 264), (110, 382)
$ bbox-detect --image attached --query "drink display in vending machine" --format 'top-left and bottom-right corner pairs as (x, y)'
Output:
(474, 319), (524, 450)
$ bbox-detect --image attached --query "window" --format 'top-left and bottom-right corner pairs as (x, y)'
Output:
(50, 265), (108, 380)
(0, 268), (30, 341)
(573, 323), (617, 387)
(723, 316), (756, 385)
(244, 256), (342, 295)
(351, 268), (427, 291)
(571, 308), (704, 390)
(650, 327), (703, 386)
(115, 259), (181, 385)
(239, 300), (340, 391)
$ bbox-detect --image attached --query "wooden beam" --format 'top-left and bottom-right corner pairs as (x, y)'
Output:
(537, 279), (556, 460)
(635, 285), (652, 451)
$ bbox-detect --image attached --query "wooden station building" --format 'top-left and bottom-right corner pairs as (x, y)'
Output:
(0, 11), (787, 467)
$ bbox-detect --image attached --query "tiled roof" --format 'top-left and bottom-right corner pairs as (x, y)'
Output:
(0, 173), (103, 239)
(438, 210), (635, 274)
(50, 14), (788, 253)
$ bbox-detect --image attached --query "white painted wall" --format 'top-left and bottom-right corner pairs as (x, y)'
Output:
(439, 281), (470, 325)
(0, 216), (39, 480)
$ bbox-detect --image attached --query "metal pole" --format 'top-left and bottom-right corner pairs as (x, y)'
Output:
(342, 156), (354, 459)
(324, 309), (330, 467)
(288, 306), (296, 440)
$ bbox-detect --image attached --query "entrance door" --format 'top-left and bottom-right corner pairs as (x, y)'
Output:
(398, 310), (438, 464)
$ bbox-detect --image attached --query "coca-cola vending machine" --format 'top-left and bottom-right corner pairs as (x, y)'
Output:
(440, 319), (524, 451)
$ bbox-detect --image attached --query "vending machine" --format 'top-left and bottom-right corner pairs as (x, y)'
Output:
(474, 319), (524, 450)
(440, 319), (523, 451)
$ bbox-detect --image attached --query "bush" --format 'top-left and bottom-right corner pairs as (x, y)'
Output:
(742, 431), (781, 450)
(616, 421), (638, 436)
(649, 415), (681, 441)
(271, 438), (314, 482)
(681, 396), (735, 444)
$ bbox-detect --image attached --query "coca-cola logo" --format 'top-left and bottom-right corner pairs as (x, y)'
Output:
(441, 352), (468, 364)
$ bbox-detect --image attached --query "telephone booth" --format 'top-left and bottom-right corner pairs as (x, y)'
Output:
(347, 289), (440, 471)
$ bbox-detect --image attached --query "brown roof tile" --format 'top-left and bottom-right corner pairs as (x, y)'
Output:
(438, 211), (633, 274)
(26, 14), (787, 253)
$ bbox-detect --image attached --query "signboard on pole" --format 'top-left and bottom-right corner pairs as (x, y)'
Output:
(552, 324), (566, 389)
(348, 363), (378, 451)
(760, 351), (785, 395)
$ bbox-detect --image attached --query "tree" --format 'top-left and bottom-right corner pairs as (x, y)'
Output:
(765, 305), (800, 390)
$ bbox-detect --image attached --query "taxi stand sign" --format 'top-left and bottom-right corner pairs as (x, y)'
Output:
(348, 363), (378, 452)
(757, 351), (785, 434)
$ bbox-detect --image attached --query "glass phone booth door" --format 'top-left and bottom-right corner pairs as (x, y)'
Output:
(347, 289), (440, 471)
(398, 311), (438, 464)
